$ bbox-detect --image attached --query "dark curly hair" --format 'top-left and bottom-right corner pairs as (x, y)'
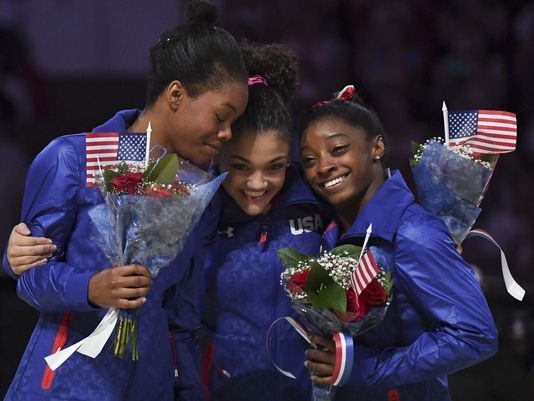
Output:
(145, 0), (247, 106)
(231, 41), (299, 144)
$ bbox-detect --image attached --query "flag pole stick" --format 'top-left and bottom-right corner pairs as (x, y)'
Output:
(145, 121), (152, 166)
(357, 223), (373, 264)
(442, 101), (449, 146)
(96, 155), (103, 179)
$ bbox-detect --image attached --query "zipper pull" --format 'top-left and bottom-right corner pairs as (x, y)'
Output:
(168, 331), (180, 378)
(259, 224), (268, 245)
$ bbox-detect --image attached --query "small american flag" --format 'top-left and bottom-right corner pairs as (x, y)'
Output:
(86, 132), (147, 186)
(350, 249), (380, 297)
(448, 109), (517, 154)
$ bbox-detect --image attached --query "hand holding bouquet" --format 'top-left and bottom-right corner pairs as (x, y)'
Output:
(89, 153), (225, 359)
(45, 130), (226, 370)
(277, 236), (392, 400)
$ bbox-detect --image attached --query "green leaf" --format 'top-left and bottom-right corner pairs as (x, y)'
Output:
(409, 141), (423, 167)
(143, 154), (179, 184)
(330, 244), (362, 259)
(116, 161), (130, 175)
(103, 169), (119, 192)
(382, 270), (393, 296)
(304, 261), (329, 292)
(277, 247), (313, 269)
(412, 140), (425, 156)
(478, 153), (499, 170)
(304, 261), (347, 312)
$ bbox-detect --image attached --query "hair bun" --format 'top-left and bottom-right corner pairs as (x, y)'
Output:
(240, 41), (299, 103)
(185, 0), (217, 25)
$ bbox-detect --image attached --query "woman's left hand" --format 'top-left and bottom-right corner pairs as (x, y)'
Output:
(305, 335), (336, 385)
(7, 223), (56, 275)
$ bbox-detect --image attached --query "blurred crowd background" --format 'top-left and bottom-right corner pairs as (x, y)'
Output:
(1, 0), (532, 399)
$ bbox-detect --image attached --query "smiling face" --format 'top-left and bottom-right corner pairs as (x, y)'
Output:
(300, 115), (385, 226)
(218, 130), (290, 216)
(168, 80), (248, 166)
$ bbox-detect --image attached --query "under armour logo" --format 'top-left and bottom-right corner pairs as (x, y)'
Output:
(218, 226), (234, 238)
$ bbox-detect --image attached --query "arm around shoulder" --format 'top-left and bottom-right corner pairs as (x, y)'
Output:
(3, 222), (55, 277)
(14, 136), (92, 312)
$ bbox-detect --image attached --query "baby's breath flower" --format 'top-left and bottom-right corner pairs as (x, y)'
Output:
(413, 137), (443, 163)
(414, 138), (492, 170)
(317, 251), (358, 289)
(280, 259), (312, 282)
(281, 249), (364, 304)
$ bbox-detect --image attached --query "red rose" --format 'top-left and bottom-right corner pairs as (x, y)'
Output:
(338, 279), (388, 322)
(287, 269), (309, 293)
(361, 278), (387, 305)
(110, 172), (142, 194)
(346, 288), (358, 313)
(334, 289), (359, 323)
(355, 278), (387, 319)
(144, 186), (172, 198)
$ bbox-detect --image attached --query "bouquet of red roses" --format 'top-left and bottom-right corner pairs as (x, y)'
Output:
(88, 153), (225, 359)
(45, 138), (226, 370)
(277, 243), (392, 400)
(279, 244), (392, 336)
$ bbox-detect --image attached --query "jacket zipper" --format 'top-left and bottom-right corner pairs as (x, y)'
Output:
(200, 340), (214, 401)
(168, 330), (179, 378)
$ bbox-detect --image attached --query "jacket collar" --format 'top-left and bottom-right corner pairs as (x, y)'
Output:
(334, 170), (415, 243)
(92, 109), (141, 133)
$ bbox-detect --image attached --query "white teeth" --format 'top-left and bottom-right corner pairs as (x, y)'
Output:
(323, 176), (345, 188)
(244, 190), (266, 198)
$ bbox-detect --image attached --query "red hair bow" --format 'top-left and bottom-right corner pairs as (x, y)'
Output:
(313, 84), (356, 109)
(336, 85), (355, 100)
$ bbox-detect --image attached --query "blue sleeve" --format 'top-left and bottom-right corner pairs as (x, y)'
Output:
(14, 137), (96, 313)
(349, 213), (498, 387)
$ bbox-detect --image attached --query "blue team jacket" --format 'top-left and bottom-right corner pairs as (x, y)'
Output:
(3, 110), (207, 401)
(323, 171), (498, 401)
(199, 165), (331, 401)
